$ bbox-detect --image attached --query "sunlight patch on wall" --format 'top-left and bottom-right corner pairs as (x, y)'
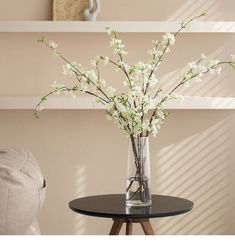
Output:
(151, 117), (233, 234)
(159, 38), (235, 98)
(166, 0), (229, 21)
(73, 164), (87, 235)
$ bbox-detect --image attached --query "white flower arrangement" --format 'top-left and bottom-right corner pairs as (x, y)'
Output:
(36, 13), (235, 142)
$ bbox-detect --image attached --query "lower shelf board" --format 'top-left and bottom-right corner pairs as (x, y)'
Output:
(0, 96), (235, 109)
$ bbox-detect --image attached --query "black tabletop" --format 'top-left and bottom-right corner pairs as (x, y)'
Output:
(69, 194), (193, 219)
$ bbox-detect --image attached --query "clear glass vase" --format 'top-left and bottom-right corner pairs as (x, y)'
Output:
(126, 136), (151, 207)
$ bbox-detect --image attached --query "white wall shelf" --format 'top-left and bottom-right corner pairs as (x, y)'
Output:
(0, 21), (235, 33)
(0, 96), (235, 110)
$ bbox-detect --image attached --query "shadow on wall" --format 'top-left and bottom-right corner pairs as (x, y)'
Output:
(69, 110), (235, 235)
(1, 110), (234, 235)
(159, 37), (235, 98)
(151, 111), (235, 234)
(166, 0), (235, 21)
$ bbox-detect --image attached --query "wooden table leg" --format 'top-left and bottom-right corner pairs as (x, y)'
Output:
(126, 220), (133, 235)
(109, 219), (123, 235)
(140, 220), (155, 235)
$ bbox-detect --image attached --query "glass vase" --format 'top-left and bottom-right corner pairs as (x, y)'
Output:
(126, 136), (151, 207)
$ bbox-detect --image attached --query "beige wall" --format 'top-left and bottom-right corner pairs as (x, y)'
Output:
(0, 0), (235, 235)
(1, 0), (235, 21)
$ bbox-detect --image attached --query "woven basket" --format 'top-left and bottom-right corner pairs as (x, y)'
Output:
(53, 0), (88, 21)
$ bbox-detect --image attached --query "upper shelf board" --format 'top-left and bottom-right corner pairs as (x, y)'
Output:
(0, 21), (235, 33)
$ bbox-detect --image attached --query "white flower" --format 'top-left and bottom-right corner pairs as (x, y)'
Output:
(183, 81), (190, 87)
(162, 33), (175, 46)
(110, 37), (126, 55)
(99, 79), (106, 87)
(106, 102), (115, 111)
(123, 80), (128, 87)
(188, 62), (197, 69)
(148, 49), (156, 56)
(90, 56), (101, 67)
(106, 27), (115, 36)
(65, 90), (76, 98)
(216, 67), (222, 75)
(51, 81), (58, 89)
(152, 40), (159, 45)
(209, 59), (219, 68)
(155, 50), (163, 57)
(39, 27), (235, 139)
(106, 86), (116, 97)
(170, 93), (184, 102)
(208, 59), (220, 75)
(103, 56), (109, 65)
(142, 119), (151, 132)
(182, 70), (194, 80)
(36, 104), (45, 112)
(149, 77), (158, 88)
(78, 83), (88, 93)
(198, 65), (207, 73)
(165, 47), (171, 53)
(120, 50), (128, 56)
(231, 54), (235, 62)
(51, 81), (64, 92)
(85, 70), (97, 81)
(90, 59), (97, 67)
(151, 118), (162, 137)
(48, 40), (58, 50)
(201, 53), (207, 59)
(115, 67), (120, 72)
(63, 62), (77, 77)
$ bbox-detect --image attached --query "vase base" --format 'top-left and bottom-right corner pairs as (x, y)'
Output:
(125, 200), (152, 207)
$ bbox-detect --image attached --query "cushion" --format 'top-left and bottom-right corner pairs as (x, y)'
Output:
(0, 148), (46, 235)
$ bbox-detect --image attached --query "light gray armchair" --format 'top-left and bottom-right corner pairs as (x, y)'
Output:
(0, 148), (46, 235)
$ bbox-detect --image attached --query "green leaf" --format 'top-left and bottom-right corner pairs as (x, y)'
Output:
(230, 63), (235, 70)
(128, 69), (134, 75)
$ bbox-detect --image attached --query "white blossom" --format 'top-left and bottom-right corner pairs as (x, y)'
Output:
(99, 79), (106, 87)
(152, 40), (159, 45)
(198, 65), (207, 73)
(38, 24), (234, 139)
(106, 27), (115, 36)
(78, 83), (88, 93)
(63, 62), (78, 76)
(188, 62), (197, 69)
(65, 90), (76, 98)
(90, 59), (97, 67)
(201, 53), (207, 59)
(110, 37), (127, 56)
(162, 33), (175, 46)
(103, 56), (109, 65)
(216, 67), (222, 75)
(231, 54), (235, 63)
(149, 77), (158, 88)
(48, 40), (58, 50)
(36, 104), (45, 112)
(85, 70), (98, 81)
(106, 86), (116, 97)
(51, 81), (64, 94)
(151, 118), (162, 137)
(123, 80), (128, 87)
(170, 93), (184, 102)
(209, 59), (219, 68)
(90, 56), (102, 67)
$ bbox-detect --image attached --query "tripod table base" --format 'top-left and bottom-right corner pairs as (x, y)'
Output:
(109, 218), (155, 235)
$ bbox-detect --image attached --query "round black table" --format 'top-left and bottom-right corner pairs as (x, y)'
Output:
(69, 194), (193, 235)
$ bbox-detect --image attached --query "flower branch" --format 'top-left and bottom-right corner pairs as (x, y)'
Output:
(36, 14), (235, 139)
